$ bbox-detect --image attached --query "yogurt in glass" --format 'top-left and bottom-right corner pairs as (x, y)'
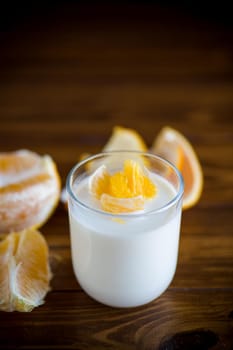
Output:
(66, 151), (183, 308)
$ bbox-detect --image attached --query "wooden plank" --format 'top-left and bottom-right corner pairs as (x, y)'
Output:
(0, 290), (232, 349)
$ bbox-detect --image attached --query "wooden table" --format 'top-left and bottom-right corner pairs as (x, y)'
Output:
(0, 4), (233, 349)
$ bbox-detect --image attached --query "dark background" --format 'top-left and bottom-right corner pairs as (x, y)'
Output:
(1, 1), (233, 31)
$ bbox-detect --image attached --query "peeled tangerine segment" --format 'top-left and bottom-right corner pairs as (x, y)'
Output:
(0, 229), (51, 312)
(100, 194), (145, 214)
(122, 159), (156, 198)
(89, 159), (156, 213)
(152, 126), (203, 209)
(0, 149), (61, 233)
(89, 165), (110, 199)
(103, 126), (147, 152)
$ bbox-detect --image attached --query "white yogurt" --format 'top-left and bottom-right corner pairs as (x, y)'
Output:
(68, 172), (182, 308)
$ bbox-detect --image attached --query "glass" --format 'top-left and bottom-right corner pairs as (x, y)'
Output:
(66, 151), (184, 308)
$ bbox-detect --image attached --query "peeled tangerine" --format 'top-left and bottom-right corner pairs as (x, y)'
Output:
(89, 159), (156, 213)
(0, 150), (61, 233)
(0, 229), (52, 312)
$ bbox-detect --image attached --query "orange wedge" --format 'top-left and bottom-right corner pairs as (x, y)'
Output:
(89, 159), (156, 213)
(152, 126), (203, 209)
(93, 126), (148, 171)
(0, 150), (61, 233)
(0, 228), (52, 312)
(103, 126), (147, 152)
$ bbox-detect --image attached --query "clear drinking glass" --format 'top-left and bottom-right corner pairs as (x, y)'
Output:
(66, 151), (184, 308)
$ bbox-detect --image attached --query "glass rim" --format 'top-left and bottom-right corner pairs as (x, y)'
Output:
(66, 151), (184, 218)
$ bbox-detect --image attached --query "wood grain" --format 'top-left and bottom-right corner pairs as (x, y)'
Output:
(0, 3), (233, 349)
(0, 291), (232, 349)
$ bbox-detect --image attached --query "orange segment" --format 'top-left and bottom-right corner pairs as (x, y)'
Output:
(109, 172), (132, 198)
(0, 228), (51, 312)
(0, 150), (40, 176)
(103, 126), (147, 152)
(123, 159), (156, 199)
(108, 160), (156, 199)
(123, 159), (144, 197)
(89, 165), (110, 199)
(143, 176), (157, 199)
(152, 126), (203, 209)
(100, 194), (145, 214)
(0, 150), (61, 233)
(89, 159), (156, 213)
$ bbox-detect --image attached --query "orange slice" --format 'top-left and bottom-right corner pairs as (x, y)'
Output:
(93, 126), (148, 171)
(89, 159), (156, 213)
(152, 126), (203, 209)
(103, 126), (147, 152)
(0, 228), (52, 312)
(0, 150), (61, 233)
